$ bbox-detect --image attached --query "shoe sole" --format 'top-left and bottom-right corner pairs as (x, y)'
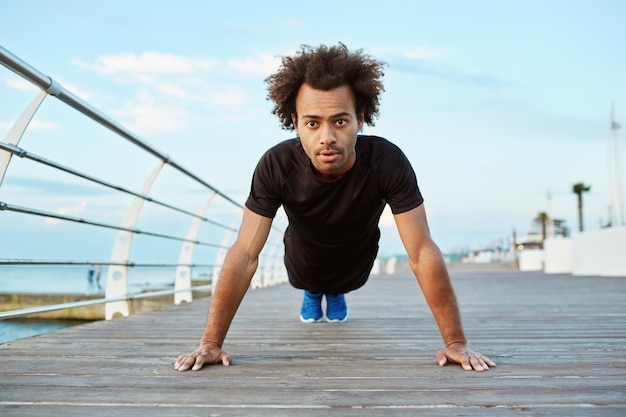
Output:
(325, 311), (349, 323)
(300, 316), (323, 323)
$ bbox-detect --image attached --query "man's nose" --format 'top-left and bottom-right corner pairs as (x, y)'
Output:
(319, 124), (337, 145)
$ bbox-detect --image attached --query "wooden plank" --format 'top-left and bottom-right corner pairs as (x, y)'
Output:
(1, 269), (625, 416)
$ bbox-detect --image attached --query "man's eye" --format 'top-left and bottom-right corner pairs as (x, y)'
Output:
(336, 119), (347, 126)
(306, 121), (317, 127)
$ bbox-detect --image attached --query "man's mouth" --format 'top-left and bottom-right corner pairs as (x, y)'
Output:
(318, 149), (339, 162)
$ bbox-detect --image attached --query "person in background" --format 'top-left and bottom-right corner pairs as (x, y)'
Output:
(175, 43), (495, 372)
(86, 264), (96, 294)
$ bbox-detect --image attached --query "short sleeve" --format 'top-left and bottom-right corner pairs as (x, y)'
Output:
(379, 143), (423, 214)
(244, 149), (283, 218)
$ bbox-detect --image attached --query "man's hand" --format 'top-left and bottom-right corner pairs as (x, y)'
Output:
(436, 342), (496, 372)
(174, 343), (232, 372)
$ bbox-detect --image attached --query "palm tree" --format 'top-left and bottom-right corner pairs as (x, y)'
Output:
(572, 182), (591, 232)
(535, 211), (549, 242)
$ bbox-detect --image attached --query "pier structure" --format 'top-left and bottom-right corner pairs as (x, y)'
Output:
(1, 269), (626, 415)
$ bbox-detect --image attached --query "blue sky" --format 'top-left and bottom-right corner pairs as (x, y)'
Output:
(1, 0), (625, 262)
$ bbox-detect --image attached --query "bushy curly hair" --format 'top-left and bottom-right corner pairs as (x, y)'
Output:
(265, 43), (386, 131)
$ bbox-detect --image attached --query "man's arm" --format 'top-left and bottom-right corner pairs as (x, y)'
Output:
(394, 205), (495, 371)
(174, 208), (273, 371)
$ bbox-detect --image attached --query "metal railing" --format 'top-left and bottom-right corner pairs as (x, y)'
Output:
(0, 45), (287, 320)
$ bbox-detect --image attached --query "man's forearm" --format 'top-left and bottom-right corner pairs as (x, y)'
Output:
(199, 247), (258, 347)
(410, 247), (467, 346)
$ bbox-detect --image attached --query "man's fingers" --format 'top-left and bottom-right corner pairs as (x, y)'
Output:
(191, 356), (205, 371)
(483, 355), (497, 367)
(436, 350), (447, 366)
(221, 353), (232, 366)
(469, 354), (497, 371)
(477, 355), (496, 370)
(175, 355), (195, 372)
(174, 355), (186, 371)
(461, 356), (473, 371)
(174, 355), (183, 370)
(468, 356), (485, 371)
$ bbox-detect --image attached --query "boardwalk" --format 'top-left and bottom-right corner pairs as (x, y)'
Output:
(1, 268), (625, 416)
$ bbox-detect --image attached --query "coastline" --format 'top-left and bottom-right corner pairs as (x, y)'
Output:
(0, 265), (213, 343)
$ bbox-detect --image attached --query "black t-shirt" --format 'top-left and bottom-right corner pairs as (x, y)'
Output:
(245, 135), (424, 294)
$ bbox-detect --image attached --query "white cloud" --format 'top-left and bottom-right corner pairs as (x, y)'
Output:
(68, 51), (275, 134)
(154, 81), (251, 107)
(5, 77), (36, 91)
(228, 53), (282, 76)
(45, 201), (87, 225)
(111, 92), (189, 136)
(29, 120), (59, 131)
(204, 86), (251, 107)
(156, 82), (192, 100)
(0, 119), (61, 133)
(74, 51), (218, 77)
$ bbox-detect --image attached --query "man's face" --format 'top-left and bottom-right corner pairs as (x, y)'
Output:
(292, 83), (364, 182)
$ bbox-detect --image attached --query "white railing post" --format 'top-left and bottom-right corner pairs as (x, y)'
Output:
(105, 161), (165, 319)
(174, 192), (216, 304)
(0, 90), (48, 186)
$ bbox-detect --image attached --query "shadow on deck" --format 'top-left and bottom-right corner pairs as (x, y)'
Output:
(1, 269), (625, 416)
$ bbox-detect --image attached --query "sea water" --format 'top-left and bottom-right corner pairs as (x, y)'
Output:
(0, 265), (212, 343)
(0, 318), (86, 344)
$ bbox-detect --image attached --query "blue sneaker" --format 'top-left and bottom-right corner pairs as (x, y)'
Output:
(325, 293), (348, 322)
(300, 290), (323, 323)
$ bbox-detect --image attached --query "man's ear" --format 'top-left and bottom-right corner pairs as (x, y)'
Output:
(291, 113), (298, 133)
(358, 113), (365, 132)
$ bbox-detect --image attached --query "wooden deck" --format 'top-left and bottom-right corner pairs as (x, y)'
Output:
(1, 268), (625, 416)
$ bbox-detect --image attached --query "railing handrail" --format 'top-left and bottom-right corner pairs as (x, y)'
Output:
(0, 201), (228, 249)
(0, 260), (215, 267)
(0, 141), (237, 232)
(0, 284), (213, 320)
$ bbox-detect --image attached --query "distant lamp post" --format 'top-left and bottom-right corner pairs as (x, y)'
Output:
(573, 182), (591, 232)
